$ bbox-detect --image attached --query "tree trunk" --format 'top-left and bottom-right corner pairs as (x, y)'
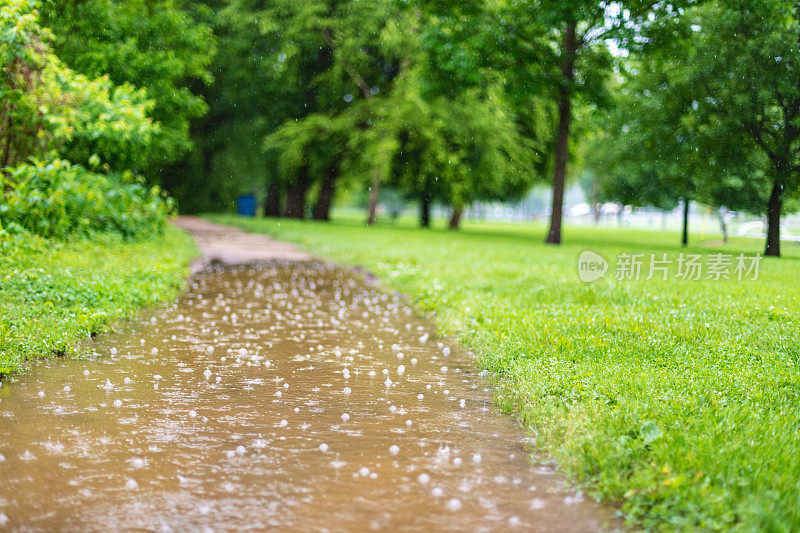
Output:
(264, 179), (282, 217)
(681, 197), (690, 247)
(366, 169), (381, 225)
(449, 206), (463, 230)
(420, 195), (431, 228)
(1, 113), (14, 169)
(1, 67), (17, 170)
(765, 181), (783, 257)
(284, 168), (311, 219)
(545, 19), (578, 245)
(312, 167), (338, 221)
(718, 208), (728, 243)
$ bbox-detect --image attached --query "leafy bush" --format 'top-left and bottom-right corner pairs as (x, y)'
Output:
(0, 159), (174, 240)
(1, 0), (160, 173)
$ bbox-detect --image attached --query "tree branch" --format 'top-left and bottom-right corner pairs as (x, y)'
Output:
(319, 28), (371, 98)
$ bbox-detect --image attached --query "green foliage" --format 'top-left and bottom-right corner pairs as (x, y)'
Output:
(0, 159), (174, 240)
(587, 0), (800, 255)
(249, 0), (548, 217)
(0, 226), (196, 374)
(0, 0), (159, 171)
(1, 0), (182, 244)
(265, 113), (353, 183)
(212, 214), (800, 531)
(367, 74), (536, 208)
(39, 0), (215, 171)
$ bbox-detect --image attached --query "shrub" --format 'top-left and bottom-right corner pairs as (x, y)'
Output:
(0, 159), (174, 240)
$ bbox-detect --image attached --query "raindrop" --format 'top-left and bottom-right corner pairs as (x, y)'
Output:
(20, 450), (36, 461)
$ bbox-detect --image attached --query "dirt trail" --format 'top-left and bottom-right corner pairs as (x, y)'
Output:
(173, 216), (313, 269)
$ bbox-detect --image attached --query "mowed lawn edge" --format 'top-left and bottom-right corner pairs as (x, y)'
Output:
(0, 225), (198, 375)
(207, 213), (800, 531)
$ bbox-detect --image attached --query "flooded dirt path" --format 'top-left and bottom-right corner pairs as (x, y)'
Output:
(0, 223), (619, 532)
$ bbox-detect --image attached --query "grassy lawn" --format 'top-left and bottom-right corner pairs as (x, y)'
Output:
(0, 226), (197, 374)
(209, 213), (800, 531)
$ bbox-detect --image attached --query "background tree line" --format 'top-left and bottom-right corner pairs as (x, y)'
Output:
(3, 0), (799, 255)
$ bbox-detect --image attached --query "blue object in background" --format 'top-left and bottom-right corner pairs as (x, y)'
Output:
(236, 194), (257, 217)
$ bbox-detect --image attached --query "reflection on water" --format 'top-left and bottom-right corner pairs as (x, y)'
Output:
(0, 263), (617, 531)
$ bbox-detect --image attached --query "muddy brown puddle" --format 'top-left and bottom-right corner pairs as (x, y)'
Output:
(0, 262), (618, 531)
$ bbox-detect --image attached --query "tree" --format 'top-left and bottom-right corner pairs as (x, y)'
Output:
(681, 0), (800, 256)
(39, 0), (215, 173)
(590, 0), (800, 256)
(505, 0), (696, 245)
(265, 113), (353, 219)
(248, 0), (407, 220)
(1, 0), (158, 173)
(159, 0), (292, 213)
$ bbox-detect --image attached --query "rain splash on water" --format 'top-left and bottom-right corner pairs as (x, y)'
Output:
(0, 262), (617, 531)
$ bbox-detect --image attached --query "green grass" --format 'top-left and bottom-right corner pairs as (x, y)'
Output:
(0, 226), (197, 374)
(208, 213), (800, 531)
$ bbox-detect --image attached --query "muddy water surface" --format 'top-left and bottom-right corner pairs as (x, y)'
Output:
(0, 263), (617, 531)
